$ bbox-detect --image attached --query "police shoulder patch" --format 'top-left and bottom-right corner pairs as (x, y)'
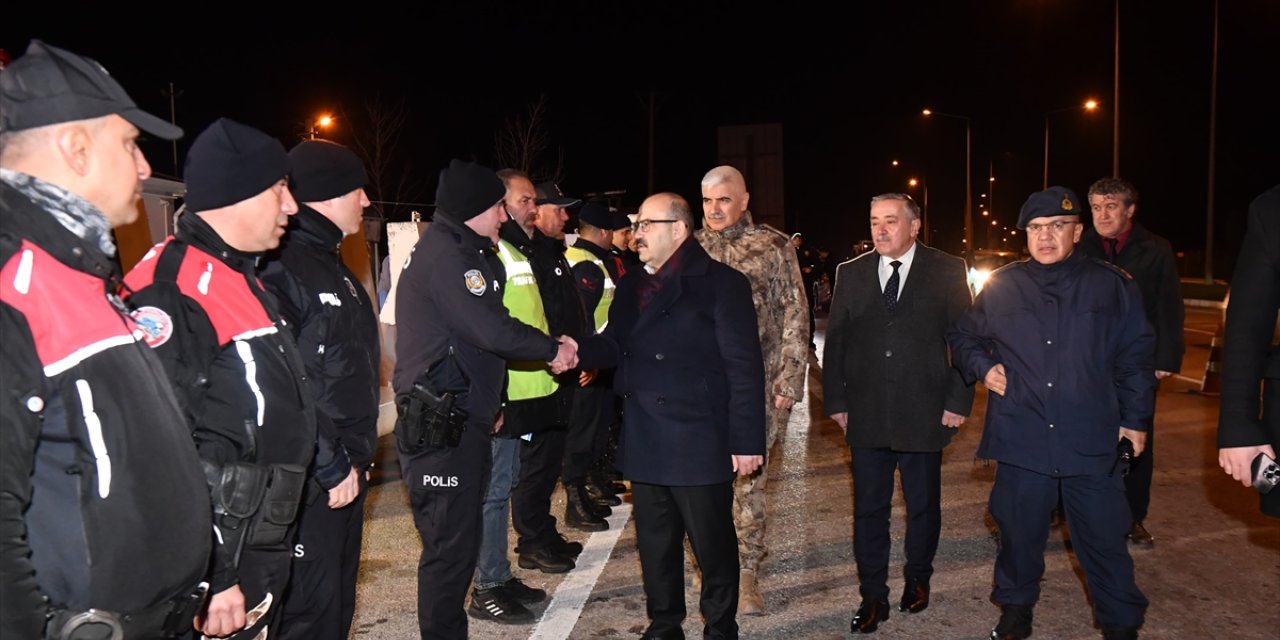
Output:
(464, 269), (487, 296)
(132, 305), (174, 348)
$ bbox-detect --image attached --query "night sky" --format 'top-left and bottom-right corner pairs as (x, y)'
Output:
(7, 1), (1278, 278)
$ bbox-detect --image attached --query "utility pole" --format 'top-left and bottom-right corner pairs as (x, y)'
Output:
(162, 82), (181, 175)
(1112, 0), (1121, 176)
(1205, 0), (1219, 283)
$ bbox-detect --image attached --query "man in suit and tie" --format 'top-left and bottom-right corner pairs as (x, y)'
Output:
(822, 193), (974, 634)
(578, 192), (766, 640)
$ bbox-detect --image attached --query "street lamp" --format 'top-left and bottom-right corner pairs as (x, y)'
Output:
(922, 108), (972, 258)
(310, 114), (335, 140)
(1043, 99), (1099, 188)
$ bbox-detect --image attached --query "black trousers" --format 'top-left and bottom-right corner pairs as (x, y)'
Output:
(851, 448), (942, 602)
(398, 421), (491, 640)
(632, 481), (739, 640)
(563, 385), (614, 483)
(1124, 391), (1158, 521)
(277, 478), (368, 640)
(513, 428), (567, 551)
(226, 543), (294, 639)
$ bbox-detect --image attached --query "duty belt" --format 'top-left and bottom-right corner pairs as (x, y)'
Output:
(49, 582), (209, 640)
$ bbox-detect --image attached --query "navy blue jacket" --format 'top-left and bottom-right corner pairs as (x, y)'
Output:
(579, 238), (765, 486)
(948, 250), (1157, 476)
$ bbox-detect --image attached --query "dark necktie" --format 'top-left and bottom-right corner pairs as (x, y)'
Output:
(884, 260), (902, 311)
(1103, 238), (1117, 262)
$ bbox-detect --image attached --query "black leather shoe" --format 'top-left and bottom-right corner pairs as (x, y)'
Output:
(501, 577), (546, 604)
(898, 579), (930, 613)
(990, 604), (1033, 640)
(565, 483), (609, 531)
(587, 495), (614, 518)
(590, 469), (627, 495)
(585, 480), (622, 506)
(548, 533), (583, 558)
(850, 599), (890, 634)
(1101, 626), (1139, 640)
(518, 548), (575, 574)
(1127, 521), (1154, 548)
(637, 622), (686, 637)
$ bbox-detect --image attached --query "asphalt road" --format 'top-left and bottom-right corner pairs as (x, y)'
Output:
(351, 306), (1280, 639)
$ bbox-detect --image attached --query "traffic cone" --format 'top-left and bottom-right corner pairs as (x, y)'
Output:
(1200, 320), (1224, 395)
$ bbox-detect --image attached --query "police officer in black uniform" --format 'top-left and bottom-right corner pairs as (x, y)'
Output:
(262, 140), (376, 640)
(394, 159), (578, 640)
(125, 119), (330, 640)
(1, 40), (211, 640)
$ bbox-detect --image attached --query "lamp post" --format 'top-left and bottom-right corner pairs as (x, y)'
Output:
(1042, 99), (1099, 188)
(922, 109), (972, 258)
(908, 177), (930, 245)
(890, 158), (931, 245)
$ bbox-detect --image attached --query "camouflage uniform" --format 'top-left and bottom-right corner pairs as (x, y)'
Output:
(695, 212), (810, 574)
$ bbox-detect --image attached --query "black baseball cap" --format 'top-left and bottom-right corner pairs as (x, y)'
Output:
(577, 202), (615, 229)
(0, 40), (182, 140)
(534, 182), (580, 207)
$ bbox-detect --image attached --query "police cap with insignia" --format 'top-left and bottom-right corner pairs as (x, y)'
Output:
(434, 159), (505, 223)
(1017, 185), (1083, 230)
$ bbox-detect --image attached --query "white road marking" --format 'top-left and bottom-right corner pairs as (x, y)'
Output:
(530, 503), (633, 640)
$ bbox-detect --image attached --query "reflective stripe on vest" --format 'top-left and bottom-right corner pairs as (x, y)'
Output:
(495, 240), (557, 401)
(563, 246), (614, 333)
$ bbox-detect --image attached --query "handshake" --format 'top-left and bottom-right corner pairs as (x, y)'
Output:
(548, 336), (579, 374)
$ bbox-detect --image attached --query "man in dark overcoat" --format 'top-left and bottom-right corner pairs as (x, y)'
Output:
(579, 192), (765, 640)
(823, 193), (974, 634)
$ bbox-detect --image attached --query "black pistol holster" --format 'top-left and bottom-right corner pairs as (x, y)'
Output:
(395, 347), (471, 453)
(395, 384), (468, 452)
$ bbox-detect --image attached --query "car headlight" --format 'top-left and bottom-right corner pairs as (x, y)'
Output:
(969, 267), (992, 294)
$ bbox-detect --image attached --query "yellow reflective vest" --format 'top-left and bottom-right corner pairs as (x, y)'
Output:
(496, 240), (557, 401)
(563, 245), (614, 333)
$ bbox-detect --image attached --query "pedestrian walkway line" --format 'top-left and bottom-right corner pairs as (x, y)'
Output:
(529, 503), (633, 640)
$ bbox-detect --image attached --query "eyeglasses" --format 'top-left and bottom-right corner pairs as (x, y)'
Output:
(1024, 220), (1079, 235)
(631, 219), (680, 233)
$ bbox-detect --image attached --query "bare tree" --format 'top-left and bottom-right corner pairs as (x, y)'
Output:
(341, 96), (424, 221)
(493, 93), (564, 183)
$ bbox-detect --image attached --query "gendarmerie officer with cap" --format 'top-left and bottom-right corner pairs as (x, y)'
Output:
(125, 118), (323, 639)
(393, 159), (577, 640)
(260, 140), (376, 640)
(948, 186), (1155, 640)
(1, 39), (212, 640)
